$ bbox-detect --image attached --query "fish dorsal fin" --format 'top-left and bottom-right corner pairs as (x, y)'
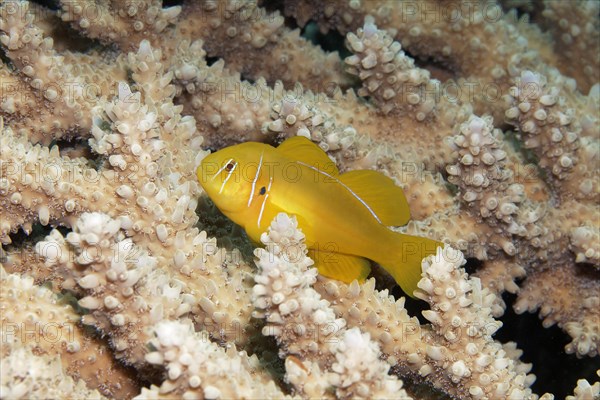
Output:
(338, 170), (411, 226)
(308, 250), (371, 283)
(276, 136), (339, 176)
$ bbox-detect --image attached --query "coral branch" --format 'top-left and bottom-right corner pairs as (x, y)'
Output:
(0, 267), (139, 397)
(1, 0), (598, 397)
(253, 213), (410, 399)
(137, 320), (288, 399)
(316, 246), (536, 399)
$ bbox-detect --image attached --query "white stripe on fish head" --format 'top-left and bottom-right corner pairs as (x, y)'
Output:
(219, 161), (238, 194)
(211, 158), (234, 182)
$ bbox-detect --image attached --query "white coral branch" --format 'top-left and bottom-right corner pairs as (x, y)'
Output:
(137, 320), (288, 400)
(253, 213), (410, 400)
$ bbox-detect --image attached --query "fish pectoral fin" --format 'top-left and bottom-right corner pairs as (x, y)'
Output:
(338, 170), (411, 226)
(276, 136), (339, 175)
(308, 250), (371, 283)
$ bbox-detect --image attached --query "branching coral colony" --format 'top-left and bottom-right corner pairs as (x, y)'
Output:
(0, 0), (598, 398)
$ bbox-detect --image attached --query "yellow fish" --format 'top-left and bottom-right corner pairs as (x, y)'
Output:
(196, 136), (442, 296)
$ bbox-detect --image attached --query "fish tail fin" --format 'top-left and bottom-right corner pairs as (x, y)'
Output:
(381, 233), (443, 298)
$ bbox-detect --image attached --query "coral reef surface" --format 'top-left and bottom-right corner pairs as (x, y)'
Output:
(1, 0), (599, 399)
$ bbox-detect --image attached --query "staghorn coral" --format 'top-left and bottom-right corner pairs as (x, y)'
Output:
(0, 0), (599, 398)
(564, 370), (600, 400)
(137, 320), (288, 399)
(252, 213), (410, 399)
(314, 244), (536, 399)
(1, 345), (107, 400)
(0, 266), (139, 398)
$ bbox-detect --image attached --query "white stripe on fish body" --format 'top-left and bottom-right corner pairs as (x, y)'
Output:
(295, 161), (383, 224)
(257, 176), (273, 228)
(248, 151), (264, 207)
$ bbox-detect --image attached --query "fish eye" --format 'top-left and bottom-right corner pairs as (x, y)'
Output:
(259, 186), (266, 195)
(225, 161), (235, 171)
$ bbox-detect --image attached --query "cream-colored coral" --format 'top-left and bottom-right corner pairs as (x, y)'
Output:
(59, 0), (351, 92)
(137, 320), (288, 400)
(1, 0), (599, 397)
(0, 128), (95, 244)
(515, 263), (600, 358)
(35, 210), (255, 367)
(415, 247), (536, 398)
(539, 0), (600, 92)
(0, 345), (106, 400)
(345, 16), (438, 119)
(505, 70), (582, 182)
(58, 0), (181, 47)
(565, 371), (600, 400)
(570, 225), (600, 265)
(446, 115), (520, 231)
(253, 213), (410, 400)
(0, 1), (123, 144)
(0, 267), (139, 397)
(315, 245), (536, 399)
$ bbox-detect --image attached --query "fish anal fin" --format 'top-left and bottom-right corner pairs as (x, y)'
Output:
(308, 250), (371, 283)
(276, 136), (339, 176)
(381, 233), (443, 298)
(338, 170), (411, 226)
